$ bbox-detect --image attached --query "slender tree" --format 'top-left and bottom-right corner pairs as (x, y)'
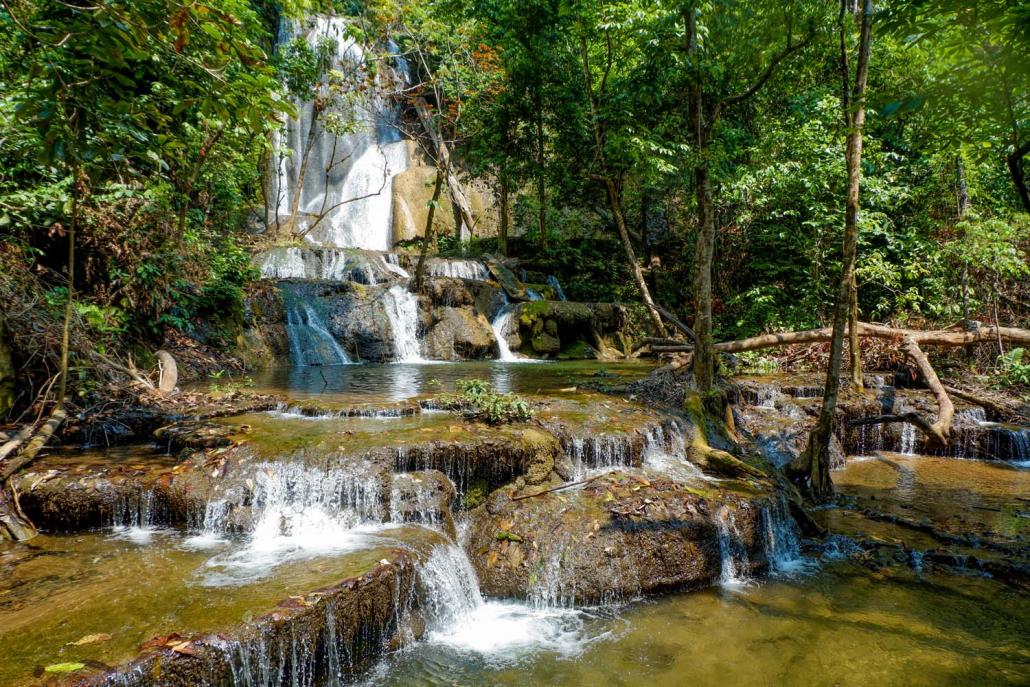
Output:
(795, 0), (873, 499)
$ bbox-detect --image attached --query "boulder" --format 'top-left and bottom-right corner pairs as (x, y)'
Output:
(390, 470), (456, 537)
(466, 472), (773, 603)
(515, 301), (631, 359)
(423, 306), (496, 360)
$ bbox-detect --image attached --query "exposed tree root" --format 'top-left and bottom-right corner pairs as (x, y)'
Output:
(655, 321), (1030, 447)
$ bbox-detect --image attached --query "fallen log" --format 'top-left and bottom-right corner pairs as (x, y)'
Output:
(0, 406), (66, 481)
(0, 423), (35, 463)
(711, 321), (1030, 446)
(653, 305), (696, 342)
(712, 322), (1030, 354)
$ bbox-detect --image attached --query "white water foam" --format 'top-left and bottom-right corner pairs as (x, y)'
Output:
(384, 285), (426, 363)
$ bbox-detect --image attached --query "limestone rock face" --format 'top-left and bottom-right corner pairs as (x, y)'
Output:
(465, 472), (773, 603)
(392, 166), (498, 244)
(322, 283), (397, 362)
(390, 470), (457, 537)
(423, 306), (497, 361)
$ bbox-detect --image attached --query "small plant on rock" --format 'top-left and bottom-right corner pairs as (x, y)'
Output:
(437, 379), (534, 425)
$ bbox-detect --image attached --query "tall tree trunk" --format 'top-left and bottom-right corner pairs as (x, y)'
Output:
(604, 179), (667, 335)
(498, 173), (510, 257)
(956, 153), (973, 364)
(414, 97), (477, 238)
(577, 34), (666, 336)
(282, 107), (320, 239)
(536, 102), (547, 249)
(797, 0), (872, 500)
(849, 272), (863, 391)
(57, 169), (81, 407)
(1007, 140), (1030, 213)
(692, 161), (716, 393)
(413, 168), (444, 293)
(641, 193), (658, 296)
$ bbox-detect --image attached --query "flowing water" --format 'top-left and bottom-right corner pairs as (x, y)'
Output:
(367, 563), (1029, 687)
(383, 284), (426, 362)
(270, 16), (409, 250)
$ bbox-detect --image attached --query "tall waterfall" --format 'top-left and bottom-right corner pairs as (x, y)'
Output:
(270, 16), (410, 250)
(384, 285), (425, 362)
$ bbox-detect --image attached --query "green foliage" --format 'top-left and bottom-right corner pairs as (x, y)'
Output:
(995, 348), (1030, 388)
(439, 379), (534, 424)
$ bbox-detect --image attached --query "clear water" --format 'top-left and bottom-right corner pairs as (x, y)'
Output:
(368, 563), (1029, 686)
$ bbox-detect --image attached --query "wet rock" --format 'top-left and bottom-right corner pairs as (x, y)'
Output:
(59, 553), (422, 687)
(390, 470), (456, 536)
(153, 421), (239, 452)
(466, 472), (773, 603)
(426, 276), (476, 307)
(320, 282), (397, 362)
(515, 301), (631, 360)
(423, 307), (496, 360)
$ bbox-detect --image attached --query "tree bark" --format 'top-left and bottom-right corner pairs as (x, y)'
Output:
(57, 169), (80, 406)
(536, 101), (547, 248)
(0, 317), (14, 416)
(498, 173), (510, 257)
(692, 162), (716, 393)
(1006, 139), (1030, 213)
(797, 0), (872, 500)
(413, 97), (477, 239)
(849, 272), (863, 391)
(414, 168), (444, 293)
(577, 34), (667, 336)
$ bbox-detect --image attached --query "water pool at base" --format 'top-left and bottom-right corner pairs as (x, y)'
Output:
(367, 563), (1029, 687)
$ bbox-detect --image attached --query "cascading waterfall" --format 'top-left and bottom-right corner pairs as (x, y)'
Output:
(641, 421), (710, 482)
(899, 421), (917, 455)
(490, 304), (519, 362)
(547, 275), (568, 301)
(270, 16), (409, 250)
(382, 253), (410, 278)
(418, 543), (591, 657)
(383, 285), (425, 362)
(716, 506), (751, 587)
(199, 462), (387, 584)
(428, 259), (489, 281)
(761, 497), (805, 574)
(286, 304), (353, 366)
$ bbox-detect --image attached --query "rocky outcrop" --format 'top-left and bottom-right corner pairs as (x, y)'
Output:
(515, 301), (633, 359)
(392, 166), (498, 244)
(423, 306), (496, 360)
(59, 552), (423, 687)
(466, 472), (774, 603)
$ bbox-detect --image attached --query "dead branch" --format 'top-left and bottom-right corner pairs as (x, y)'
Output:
(900, 336), (953, 444)
(512, 474), (604, 501)
(0, 406), (66, 481)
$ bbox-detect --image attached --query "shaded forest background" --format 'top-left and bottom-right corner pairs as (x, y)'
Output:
(0, 0), (1028, 413)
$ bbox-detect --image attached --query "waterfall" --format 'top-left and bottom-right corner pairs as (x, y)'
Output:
(199, 462), (387, 585)
(418, 543), (591, 657)
(383, 285), (425, 362)
(716, 506), (751, 587)
(642, 421), (710, 482)
(428, 259), (489, 281)
(491, 305), (519, 362)
(285, 304), (352, 366)
(566, 434), (637, 480)
(270, 16), (410, 250)
(547, 275), (568, 301)
(755, 385), (778, 409)
(899, 422), (917, 455)
(761, 498), (806, 575)
(382, 253), (410, 278)
(110, 489), (161, 543)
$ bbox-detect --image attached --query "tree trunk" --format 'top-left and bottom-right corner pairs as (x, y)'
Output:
(414, 98), (477, 239)
(849, 271), (863, 391)
(282, 107), (320, 238)
(413, 168), (444, 293)
(536, 103), (547, 248)
(498, 173), (510, 257)
(692, 161), (716, 393)
(956, 153), (973, 364)
(577, 34), (667, 336)
(604, 179), (667, 336)
(0, 317), (14, 417)
(797, 0), (872, 500)
(57, 170), (80, 406)
(1006, 140), (1030, 213)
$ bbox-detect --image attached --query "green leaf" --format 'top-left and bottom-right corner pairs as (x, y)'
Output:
(44, 663), (86, 673)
